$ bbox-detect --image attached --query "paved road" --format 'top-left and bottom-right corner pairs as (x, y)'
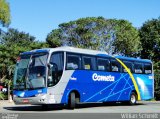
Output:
(0, 101), (160, 113)
(0, 101), (160, 119)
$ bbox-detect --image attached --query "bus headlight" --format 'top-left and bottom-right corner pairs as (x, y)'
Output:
(13, 95), (17, 98)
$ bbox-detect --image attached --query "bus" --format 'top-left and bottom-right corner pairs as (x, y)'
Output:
(13, 46), (154, 109)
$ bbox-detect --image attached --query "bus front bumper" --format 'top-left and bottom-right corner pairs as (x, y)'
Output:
(13, 94), (54, 105)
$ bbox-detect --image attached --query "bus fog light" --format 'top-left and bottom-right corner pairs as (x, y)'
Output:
(39, 99), (46, 102)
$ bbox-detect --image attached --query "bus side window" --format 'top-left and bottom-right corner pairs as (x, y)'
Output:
(144, 63), (152, 74)
(82, 56), (96, 70)
(134, 63), (143, 74)
(123, 61), (133, 73)
(66, 54), (81, 70)
(97, 58), (110, 71)
(49, 52), (64, 87)
(111, 60), (121, 72)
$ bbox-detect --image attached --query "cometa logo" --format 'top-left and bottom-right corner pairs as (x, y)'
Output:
(92, 73), (115, 82)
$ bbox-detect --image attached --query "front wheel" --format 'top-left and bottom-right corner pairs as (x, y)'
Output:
(41, 104), (48, 110)
(129, 92), (137, 105)
(68, 92), (76, 109)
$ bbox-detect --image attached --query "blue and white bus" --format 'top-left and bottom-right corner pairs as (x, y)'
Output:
(13, 47), (154, 108)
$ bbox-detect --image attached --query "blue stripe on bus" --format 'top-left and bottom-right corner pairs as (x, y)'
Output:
(115, 56), (152, 63)
(133, 74), (153, 100)
(13, 88), (47, 98)
(22, 49), (49, 55)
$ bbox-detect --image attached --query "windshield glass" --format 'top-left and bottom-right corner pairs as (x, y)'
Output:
(13, 53), (48, 90)
(13, 55), (30, 90)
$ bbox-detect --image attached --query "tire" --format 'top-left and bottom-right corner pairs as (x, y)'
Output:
(129, 92), (137, 105)
(76, 97), (80, 104)
(41, 104), (48, 110)
(68, 92), (76, 109)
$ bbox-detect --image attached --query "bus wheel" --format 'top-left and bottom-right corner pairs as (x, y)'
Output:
(41, 104), (48, 110)
(68, 92), (76, 109)
(129, 92), (137, 105)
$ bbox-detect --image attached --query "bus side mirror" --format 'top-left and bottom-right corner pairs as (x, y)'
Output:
(47, 63), (58, 87)
(47, 63), (53, 69)
(48, 63), (58, 71)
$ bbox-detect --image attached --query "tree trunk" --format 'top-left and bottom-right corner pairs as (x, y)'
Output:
(8, 80), (11, 102)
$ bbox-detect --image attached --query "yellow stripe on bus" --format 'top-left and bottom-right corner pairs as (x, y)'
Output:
(115, 58), (141, 100)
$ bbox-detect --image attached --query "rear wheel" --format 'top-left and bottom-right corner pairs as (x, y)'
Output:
(68, 92), (76, 109)
(129, 92), (137, 105)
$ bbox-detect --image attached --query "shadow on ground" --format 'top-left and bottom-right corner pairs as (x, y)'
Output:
(3, 102), (145, 112)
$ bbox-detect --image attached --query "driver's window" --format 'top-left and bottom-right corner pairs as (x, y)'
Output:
(48, 52), (64, 87)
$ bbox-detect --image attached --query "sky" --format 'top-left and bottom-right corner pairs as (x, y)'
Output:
(7, 0), (160, 41)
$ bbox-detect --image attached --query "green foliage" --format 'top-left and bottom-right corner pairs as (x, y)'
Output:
(0, 92), (7, 100)
(154, 61), (160, 89)
(114, 20), (141, 56)
(0, 0), (11, 26)
(46, 29), (62, 48)
(139, 17), (160, 89)
(139, 18), (160, 61)
(46, 17), (141, 56)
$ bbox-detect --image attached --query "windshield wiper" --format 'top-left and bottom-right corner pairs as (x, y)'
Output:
(26, 78), (34, 89)
(26, 87), (45, 90)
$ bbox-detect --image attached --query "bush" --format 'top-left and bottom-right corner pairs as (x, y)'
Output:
(154, 87), (160, 101)
(0, 92), (7, 100)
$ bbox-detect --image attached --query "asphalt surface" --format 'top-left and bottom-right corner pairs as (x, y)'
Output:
(0, 101), (160, 119)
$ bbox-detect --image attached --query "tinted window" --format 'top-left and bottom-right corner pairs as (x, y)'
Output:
(144, 63), (152, 74)
(82, 56), (96, 70)
(123, 61), (133, 73)
(134, 63), (143, 74)
(111, 60), (121, 72)
(66, 54), (81, 70)
(97, 58), (110, 71)
(48, 52), (64, 87)
(50, 52), (64, 71)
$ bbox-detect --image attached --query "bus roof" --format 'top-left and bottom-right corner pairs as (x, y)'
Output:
(21, 46), (109, 56)
(21, 49), (49, 55)
(21, 46), (152, 63)
(115, 55), (152, 63)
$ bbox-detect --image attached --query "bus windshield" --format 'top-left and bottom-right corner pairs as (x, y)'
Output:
(13, 53), (48, 90)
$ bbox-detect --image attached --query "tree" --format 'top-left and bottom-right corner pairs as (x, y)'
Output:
(139, 18), (160, 61)
(0, 0), (11, 26)
(139, 17), (160, 89)
(114, 20), (141, 56)
(0, 28), (48, 83)
(154, 61), (160, 89)
(46, 17), (141, 56)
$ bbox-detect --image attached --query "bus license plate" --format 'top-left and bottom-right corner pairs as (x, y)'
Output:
(23, 99), (29, 103)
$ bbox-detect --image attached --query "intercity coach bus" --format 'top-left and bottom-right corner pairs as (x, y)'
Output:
(13, 47), (154, 109)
